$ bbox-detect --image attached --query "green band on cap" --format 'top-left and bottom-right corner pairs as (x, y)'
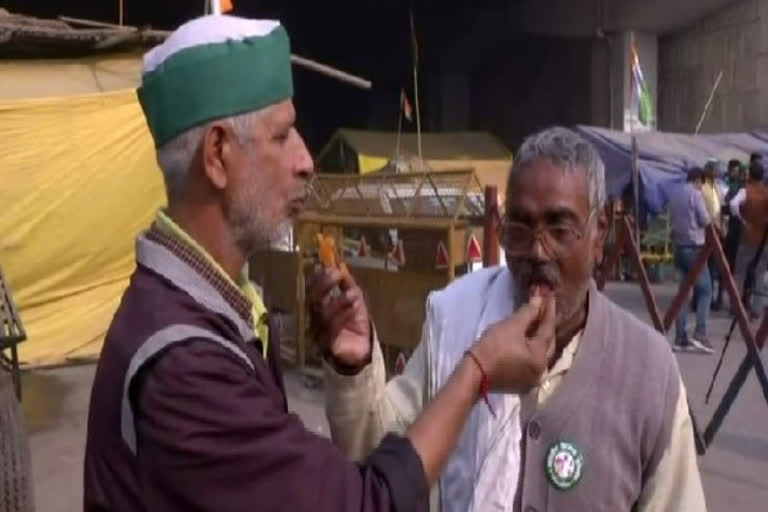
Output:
(138, 26), (293, 148)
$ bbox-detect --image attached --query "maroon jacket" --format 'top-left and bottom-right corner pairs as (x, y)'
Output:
(84, 228), (428, 511)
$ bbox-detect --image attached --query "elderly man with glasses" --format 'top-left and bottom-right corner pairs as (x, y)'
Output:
(315, 127), (706, 512)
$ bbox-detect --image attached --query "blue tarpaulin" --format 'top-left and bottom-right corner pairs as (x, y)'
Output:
(574, 126), (768, 215)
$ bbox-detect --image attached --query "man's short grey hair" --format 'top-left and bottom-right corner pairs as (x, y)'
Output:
(156, 110), (261, 202)
(509, 126), (606, 211)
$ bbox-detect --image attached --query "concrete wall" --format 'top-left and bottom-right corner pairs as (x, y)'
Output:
(509, 0), (736, 36)
(436, 71), (470, 131)
(590, 36), (614, 128)
(427, 31), (596, 151)
(427, 24), (660, 150)
(467, 35), (594, 150)
(659, 0), (768, 132)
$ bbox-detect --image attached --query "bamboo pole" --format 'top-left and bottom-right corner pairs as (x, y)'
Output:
(695, 71), (723, 134)
(290, 55), (372, 89)
(409, 9), (423, 161)
(631, 135), (640, 248)
(395, 92), (403, 162)
(58, 15), (373, 89)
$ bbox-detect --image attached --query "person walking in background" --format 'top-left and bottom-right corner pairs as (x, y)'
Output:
(702, 160), (724, 310)
(718, 159), (746, 308)
(667, 168), (714, 353)
(749, 152), (766, 185)
(730, 162), (768, 320)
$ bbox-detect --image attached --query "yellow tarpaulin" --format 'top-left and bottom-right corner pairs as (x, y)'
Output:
(357, 154), (389, 175)
(0, 53), (143, 101)
(0, 89), (165, 366)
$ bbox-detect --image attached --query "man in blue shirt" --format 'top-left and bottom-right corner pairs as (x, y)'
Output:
(667, 168), (714, 353)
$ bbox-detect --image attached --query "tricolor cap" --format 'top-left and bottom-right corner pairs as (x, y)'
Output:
(138, 15), (293, 148)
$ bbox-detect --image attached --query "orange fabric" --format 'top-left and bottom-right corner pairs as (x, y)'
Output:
(742, 183), (768, 247)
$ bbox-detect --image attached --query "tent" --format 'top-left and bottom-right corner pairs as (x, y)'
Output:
(0, 11), (166, 366)
(316, 128), (513, 198)
(575, 125), (768, 215)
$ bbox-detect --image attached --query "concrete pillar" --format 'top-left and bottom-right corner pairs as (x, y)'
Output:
(590, 37), (611, 127)
(756, 0), (768, 126)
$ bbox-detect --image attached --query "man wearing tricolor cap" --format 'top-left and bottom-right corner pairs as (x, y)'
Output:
(84, 14), (559, 511)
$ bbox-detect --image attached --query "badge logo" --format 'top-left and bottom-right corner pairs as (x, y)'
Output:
(545, 441), (584, 490)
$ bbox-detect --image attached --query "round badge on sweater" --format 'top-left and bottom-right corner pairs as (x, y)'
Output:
(545, 441), (584, 490)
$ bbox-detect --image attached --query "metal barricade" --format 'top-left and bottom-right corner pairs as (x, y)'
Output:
(597, 216), (768, 452)
(1, 264), (25, 400)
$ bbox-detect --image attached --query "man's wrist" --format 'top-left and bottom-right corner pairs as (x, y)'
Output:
(459, 349), (494, 417)
(470, 336), (496, 385)
(325, 321), (375, 375)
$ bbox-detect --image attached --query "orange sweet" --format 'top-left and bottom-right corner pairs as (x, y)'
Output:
(316, 234), (338, 269)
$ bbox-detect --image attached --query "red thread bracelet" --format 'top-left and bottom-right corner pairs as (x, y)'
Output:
(464, 349), (496, 418)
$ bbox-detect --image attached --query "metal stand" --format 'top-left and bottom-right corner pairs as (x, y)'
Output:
(703, 312), (768, 446)
(617, 222), (768, 451)
(706, 222), (768, 403)
(0, 265), (26, 401)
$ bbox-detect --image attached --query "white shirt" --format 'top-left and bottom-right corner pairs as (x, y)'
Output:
(730, 188), (747, 218)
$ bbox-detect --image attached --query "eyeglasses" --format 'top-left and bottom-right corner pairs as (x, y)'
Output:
(500, 209), (596, 258)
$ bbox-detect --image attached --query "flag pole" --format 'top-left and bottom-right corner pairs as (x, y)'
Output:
(410, 8), (423, 164)
(629, 33), (641, 247)
(395, 93), (403, 162)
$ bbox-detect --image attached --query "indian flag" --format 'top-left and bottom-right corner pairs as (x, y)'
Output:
(631, 40), (654, 128)
(401, 89), (413, 122)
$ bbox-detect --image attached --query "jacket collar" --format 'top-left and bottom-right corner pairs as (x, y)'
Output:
(135, 230), (255, 344)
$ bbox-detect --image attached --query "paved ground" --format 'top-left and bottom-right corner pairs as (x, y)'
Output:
(21, 361), (331, 512)
(19, 281), (768, 511)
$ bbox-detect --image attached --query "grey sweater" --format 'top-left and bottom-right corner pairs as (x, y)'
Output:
(515, 285), (680, 511)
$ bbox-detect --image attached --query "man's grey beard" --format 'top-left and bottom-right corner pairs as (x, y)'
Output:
(226, 191), (292, 257)
(231, 217), (291, 256)
(224, 162), (295, 256)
